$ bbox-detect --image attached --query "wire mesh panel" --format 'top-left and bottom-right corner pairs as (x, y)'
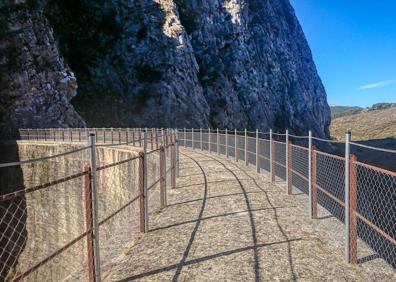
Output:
(236, 133), (245, 162)
(246, 136), (256, 166)
(95, 147), (141, 275)
(208, 131), (217, 153)
(201, 130), (209, 151)
(258, 138), (270, 173)
(227, 131), (236, 158)
(218, 132), (226, 155)
(315, 151), (345, 222)
(185, 130), (192, 148)
(291, 145), (309, 195)
(0, 145), (90, 281)
(146, 150), (162, 225)
(354, 161), (396, 267)
(192, 130), (199, 150)
(274, 141), (286, 181)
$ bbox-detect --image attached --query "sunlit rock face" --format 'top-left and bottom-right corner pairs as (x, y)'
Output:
(174, 0), (330, 136)
(0, 0), (330, 137)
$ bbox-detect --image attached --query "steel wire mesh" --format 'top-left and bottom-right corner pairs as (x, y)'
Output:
(258, 139), (271, 173)
(315, 151), (345, 222)
(290, 145), (309, 195)
(0, 146), (90, 281)
(354, 162), (396, 267)
(274, 142), (286, 181)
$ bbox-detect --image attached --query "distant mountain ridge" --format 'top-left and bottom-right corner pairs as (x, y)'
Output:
(330, 103), (396, 119)
(331, 103), (396, 141)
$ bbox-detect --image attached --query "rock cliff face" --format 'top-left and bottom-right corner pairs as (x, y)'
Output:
(0, 0), (331, 137)
(0, 1), (85, 135)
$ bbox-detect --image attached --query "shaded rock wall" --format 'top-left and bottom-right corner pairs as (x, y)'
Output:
(0, 0), (330, 138)
(0, 1), (85, 135)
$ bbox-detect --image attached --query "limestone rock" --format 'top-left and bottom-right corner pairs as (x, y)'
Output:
(0, 1), (85, 135)
(0, 0), (330, 137)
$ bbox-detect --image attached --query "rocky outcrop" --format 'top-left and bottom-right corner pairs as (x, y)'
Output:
(175, 0), (330, 136)
(0, 0), (331, 137)
(0, 1), (85, 135)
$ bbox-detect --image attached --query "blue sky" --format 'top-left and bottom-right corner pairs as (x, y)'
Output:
(290, 0), (396, 107)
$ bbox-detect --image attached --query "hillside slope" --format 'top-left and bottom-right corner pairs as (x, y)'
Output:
(331, 105), (396, 141)
(330, 105), (362, 119)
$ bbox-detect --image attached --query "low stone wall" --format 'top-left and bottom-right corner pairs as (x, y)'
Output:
(1, 142), (162, 281)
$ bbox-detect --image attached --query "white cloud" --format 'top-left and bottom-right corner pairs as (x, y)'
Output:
(358, 80), (395, 90)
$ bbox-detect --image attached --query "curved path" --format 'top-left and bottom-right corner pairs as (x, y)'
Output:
(105, 149), (395, 281)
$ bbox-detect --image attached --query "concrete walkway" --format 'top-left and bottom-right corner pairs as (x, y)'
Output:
(105, 149), (395, 281)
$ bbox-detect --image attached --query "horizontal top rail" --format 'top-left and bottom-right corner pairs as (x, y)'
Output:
(350, 142), (396, 154)
(288, 134), (309, 139)
(0, 170), (89, 202)
(354, 160), (396, 177)
(290, 143), (309, 151)
(314, 149), (345, 161)
(312, 136), (344, 144)
(0, 146), (90, 168)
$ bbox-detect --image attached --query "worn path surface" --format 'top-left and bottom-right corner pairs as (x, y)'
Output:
(105, 149), (395, 281)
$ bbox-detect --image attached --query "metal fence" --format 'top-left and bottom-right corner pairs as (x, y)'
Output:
(1, 127), (395, 280)
(0, 129), (178, 281)
(177, 128), (396, 268)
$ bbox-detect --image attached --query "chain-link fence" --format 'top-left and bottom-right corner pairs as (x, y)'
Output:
(178, 128), (396, 269)
(1, 129), (178, 281)
(4, 127), (396, 273)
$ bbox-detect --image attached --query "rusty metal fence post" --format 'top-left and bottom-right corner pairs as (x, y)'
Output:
(138, 151), (146, 233)
(175, 129), (179, 177)
(344, 131), (351, 263)
(349, 154), (358, 264)
(256, 129), (259, 173)
(287, 140), (293, 195)
(234, 128), (238, 162)
(285, 130), (289, 190)
(143, 132), (148, 232)
(139, 128), (142, 147)
(160, 146), (166, 208)
(171, 143), (176, 189)
(84, 165), (96, 282)
(311, 146), (318, 219)
(270, 129), (275, 182)
(200, 128), (203, 150)
(156, 129), (159, 149)
(183, 128), (186, 147)
(226, 129), (229, 158)
(209, 128), (211, 153)
(88, 134), (101, 281)
(308, 130), (313, 216)
(245, 129), (248, 166)
(161, 129), (167, 198)
(150, 129), (153, 150)
(192, 128), (194, 149)
(217, 128), (220, 155)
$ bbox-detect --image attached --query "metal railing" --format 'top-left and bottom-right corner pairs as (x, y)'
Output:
(177, 127), (396, 268)
(1, 127), (395, 281)
(0, 129), (179, 281)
